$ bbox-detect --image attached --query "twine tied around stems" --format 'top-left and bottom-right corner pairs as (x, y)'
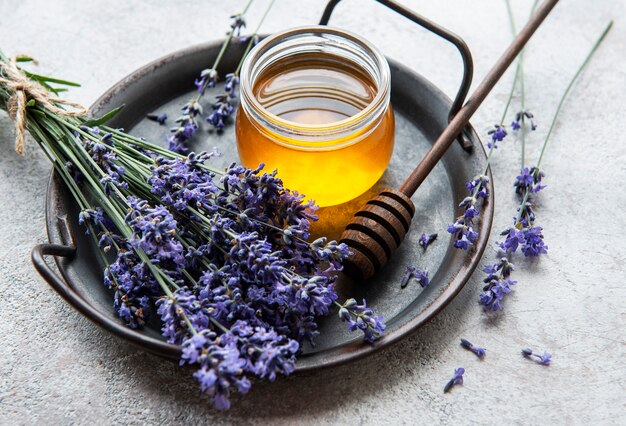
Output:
(0, 55), (88, 155)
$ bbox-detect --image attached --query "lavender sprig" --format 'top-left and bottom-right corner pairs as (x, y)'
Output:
(443, 368), (465, 393)
(447, 0), (538, 251)
(167, 1), (254, 152)
(1, 55), (388, 410)
(522, 348), (552, 366)
(206, 0), (275, 131)
(480, 257), (516, 311)
(497, 20), (612, 265)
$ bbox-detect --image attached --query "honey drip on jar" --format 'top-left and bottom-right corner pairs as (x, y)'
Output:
(236, 52), (394, 207)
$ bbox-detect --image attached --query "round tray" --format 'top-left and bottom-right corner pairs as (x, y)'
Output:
(39, 38), (493, 373)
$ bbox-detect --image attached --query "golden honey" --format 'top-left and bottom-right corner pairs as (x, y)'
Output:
(236, 27), (394, 207)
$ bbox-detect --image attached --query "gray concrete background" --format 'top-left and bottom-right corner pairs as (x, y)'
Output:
(0, 0), (624, 424)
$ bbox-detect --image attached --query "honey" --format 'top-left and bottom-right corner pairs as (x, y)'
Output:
(236, 27), (394, 207)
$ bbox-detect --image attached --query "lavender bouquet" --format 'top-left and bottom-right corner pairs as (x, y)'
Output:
(0, 50), (384, 410)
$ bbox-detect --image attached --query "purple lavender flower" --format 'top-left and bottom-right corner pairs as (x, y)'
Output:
(520, 226), (548, 257)
(418, 233), (437, 249)
(401, 266), (429, 288)
(207, 94), (235, 130)
(146, 113), (167, 125)
(240, 34), (260, 45)
(76, 130), (128, 193)
(460, 338), (486, 359)
(230, 321), (299, 381)
(224, 73), (240, 98)
(466, 175), (490, 199)
(480, 257), (516, 311)
(195, 68), (218, 95)
(447, 221), (479, 250)
(73, 131), (383, 409)
(338, 298), (385, 343)
(522, 348), (552, 366)
(167, 101), (203, 153)
(230, 13), (247, 36)
(78, 208), (105, 227)
(487, 124), (507, 149)
(498, 225), (547, 257)
(514, 167), (545, 195)
(499, 227), (524, 253)
(448, 175), (488, 251)
(511, 110), (537, 131)
(126, 197), (186, 275)
(181, 330), (251, 410)
(106, 247), (160, 329)
(444, 367), (465, 393)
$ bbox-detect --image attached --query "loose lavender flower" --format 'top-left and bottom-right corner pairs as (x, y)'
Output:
(480, 257), (516, 311)
(444, 367), (465, 393)
(338, 298), (385, 343)
(418, 233), (437, 249)
(460, 338), (486, 359)
(522, 348), (552, 366)
(401, 266), (429, 288)
(511, 110), (537, 131)
(146, 112), (167, 125)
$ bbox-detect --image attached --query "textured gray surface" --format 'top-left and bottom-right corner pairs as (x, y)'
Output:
(0, 0), (624, 424)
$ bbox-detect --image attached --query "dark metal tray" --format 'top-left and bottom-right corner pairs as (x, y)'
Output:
(33, 37), (493, 373)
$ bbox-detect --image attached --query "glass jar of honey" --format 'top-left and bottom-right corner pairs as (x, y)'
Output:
(236, 26), (394, 207)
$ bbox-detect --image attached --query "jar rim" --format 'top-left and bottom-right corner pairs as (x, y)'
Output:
(239, 26), (391, 144)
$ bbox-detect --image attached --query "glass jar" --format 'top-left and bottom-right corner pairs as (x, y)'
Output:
(236, 26), (394, 207)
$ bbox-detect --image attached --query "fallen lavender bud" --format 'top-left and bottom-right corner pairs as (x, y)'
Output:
(444, 367), (465, 393)
(418, 233), (437, 249)
(146, 112), (167, 125)
(522, 348), (552, 366)
(460, 338), (486, 359)
(401, 266), (429, 288)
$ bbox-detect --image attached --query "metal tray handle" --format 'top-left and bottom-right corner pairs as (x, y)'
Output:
(320, 0), (475, 151)
(31, 243), (84, 307)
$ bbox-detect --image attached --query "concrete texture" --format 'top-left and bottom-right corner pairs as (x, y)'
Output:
(0, 0), (624, 424)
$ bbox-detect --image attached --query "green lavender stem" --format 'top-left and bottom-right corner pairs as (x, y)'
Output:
(536, 21), (613, 168)
(506, 0), (539, 170)
(193, 0), (254, 101)
(234, 0), (276, 76)
(515, 21), (613, 223)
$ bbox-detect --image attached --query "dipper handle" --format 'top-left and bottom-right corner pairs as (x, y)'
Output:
(340, 0), (559, 280)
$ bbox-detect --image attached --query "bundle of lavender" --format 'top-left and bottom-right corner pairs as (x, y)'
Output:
(0, 50), (384, 410)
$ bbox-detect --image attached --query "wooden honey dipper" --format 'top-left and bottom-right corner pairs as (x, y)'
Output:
(340, 0), (559, 280)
